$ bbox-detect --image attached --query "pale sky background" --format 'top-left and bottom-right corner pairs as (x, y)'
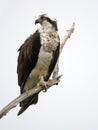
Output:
(0, 0), (98, 130)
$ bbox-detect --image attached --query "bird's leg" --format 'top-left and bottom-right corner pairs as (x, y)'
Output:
(39, 76), (48, 92)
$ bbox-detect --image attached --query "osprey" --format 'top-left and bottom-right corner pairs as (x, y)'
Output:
(17, 14), (60, 115)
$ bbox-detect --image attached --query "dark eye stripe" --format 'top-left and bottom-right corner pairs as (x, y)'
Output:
(46, 18), (54, 24)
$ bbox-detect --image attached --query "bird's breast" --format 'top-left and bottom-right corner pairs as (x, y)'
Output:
(39, 29), (59, 52)
(24, 47), (52, 91)
(30, 47), (52, 78)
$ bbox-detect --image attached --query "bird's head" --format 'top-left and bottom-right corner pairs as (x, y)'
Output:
(35, 14), (58, 31)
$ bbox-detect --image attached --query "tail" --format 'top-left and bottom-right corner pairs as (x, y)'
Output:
(17, 94), (39, 116)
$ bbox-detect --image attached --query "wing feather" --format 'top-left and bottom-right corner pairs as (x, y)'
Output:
(17, 31), (41, 93)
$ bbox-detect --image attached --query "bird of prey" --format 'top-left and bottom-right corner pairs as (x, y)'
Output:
(17, 14), (60, 115)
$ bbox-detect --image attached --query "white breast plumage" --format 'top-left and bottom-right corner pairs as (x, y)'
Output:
(39, 27), (59, 52)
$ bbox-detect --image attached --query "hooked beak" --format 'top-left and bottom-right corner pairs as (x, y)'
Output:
(35, 19), (40, 25)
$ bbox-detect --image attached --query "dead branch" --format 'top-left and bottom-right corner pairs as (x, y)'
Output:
(0, 22), (75, 119)
(0, 76), (61, 119)
(60, 22), (75, 52)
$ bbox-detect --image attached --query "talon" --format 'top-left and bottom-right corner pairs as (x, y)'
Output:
(43, 82), (48, 92)
(39, 76), (47, 92)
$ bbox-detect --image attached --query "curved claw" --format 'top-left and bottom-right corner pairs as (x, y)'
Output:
(39, 76), (47, 92)
(42, 83), (48, 92)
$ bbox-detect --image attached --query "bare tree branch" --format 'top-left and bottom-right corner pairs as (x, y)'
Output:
(0, 23), (75, 119)
(60, 22), (75, 52)
(0, 76), (61, 119)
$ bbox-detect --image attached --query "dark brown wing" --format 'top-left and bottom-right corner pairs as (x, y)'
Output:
(45, 38), (60, 80)
(17, 30), (41, 93)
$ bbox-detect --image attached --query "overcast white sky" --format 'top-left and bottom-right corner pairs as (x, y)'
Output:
(0, 0), (98, 130)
